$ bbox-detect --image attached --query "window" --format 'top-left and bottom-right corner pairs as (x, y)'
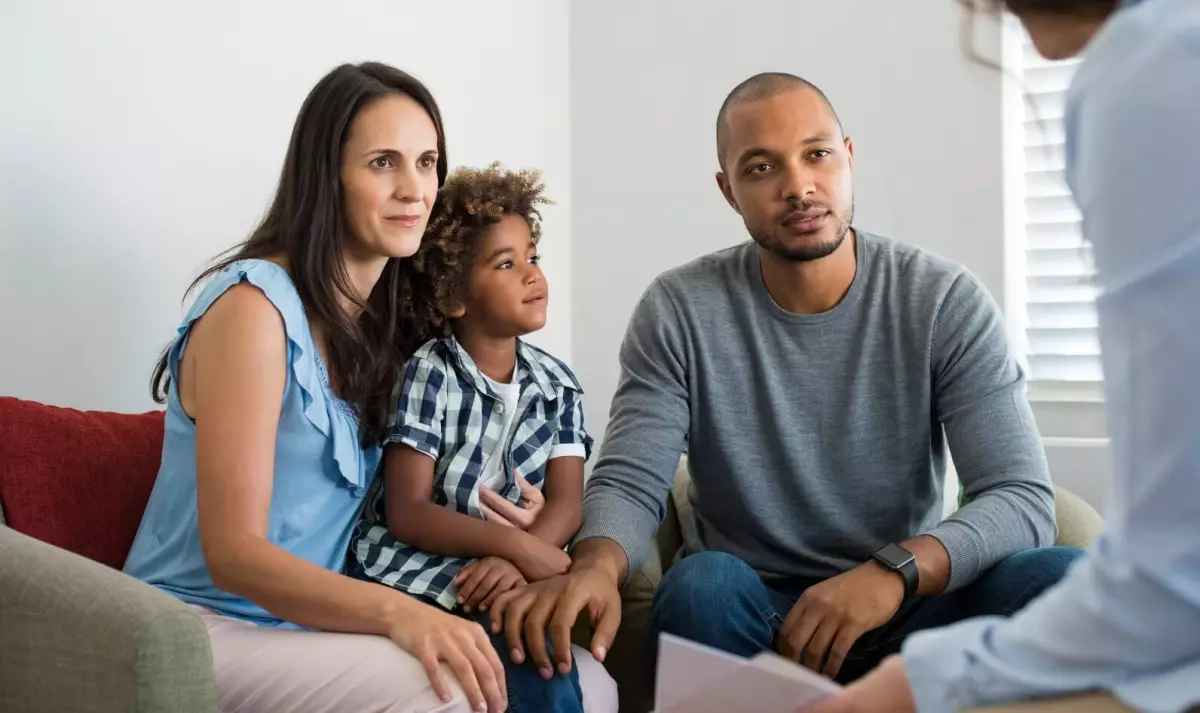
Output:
(1005, 26), (1102, 401)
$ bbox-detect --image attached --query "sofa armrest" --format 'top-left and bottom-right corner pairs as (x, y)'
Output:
(1052, 484), (1104, 550)
(0, 526), (218, 713)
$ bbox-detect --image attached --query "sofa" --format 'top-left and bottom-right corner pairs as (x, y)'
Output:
(0, 396), (1105, 713)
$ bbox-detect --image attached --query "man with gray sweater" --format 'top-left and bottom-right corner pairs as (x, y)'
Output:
(489, 72), (1081, 686)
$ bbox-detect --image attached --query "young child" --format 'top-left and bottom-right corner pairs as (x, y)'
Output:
(349, 163), (598, 712)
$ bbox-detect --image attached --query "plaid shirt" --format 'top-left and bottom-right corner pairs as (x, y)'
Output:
(349, 336), (593, 609)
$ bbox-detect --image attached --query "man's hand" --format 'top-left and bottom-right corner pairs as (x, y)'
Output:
(454, 557), (526, 613)
(487, 566), (622, 681)
(779, 563), (906, 678)
(480, 475), (545, 530)
(795, 655), (916, 713)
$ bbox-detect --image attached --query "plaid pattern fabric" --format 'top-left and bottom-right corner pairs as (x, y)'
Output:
(348, 336), (592, 609)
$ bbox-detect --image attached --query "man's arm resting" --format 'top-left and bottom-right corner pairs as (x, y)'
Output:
(568, 537), (628, 589)
(930, 272), (1057, 590)
(570, 279), (693, 579)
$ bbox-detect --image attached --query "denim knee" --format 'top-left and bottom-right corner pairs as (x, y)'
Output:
(983, 545), (1084, 613)
(998, 546), (1083, 583)
(650, 551), (775, 658)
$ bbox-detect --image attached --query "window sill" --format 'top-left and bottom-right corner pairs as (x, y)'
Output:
(1026, 384), (1108, 440)
(1027, 379), (1105, 404)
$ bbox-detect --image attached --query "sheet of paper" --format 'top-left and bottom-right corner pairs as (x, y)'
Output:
(748, 651), (843, 698)
(654, 632), (748, 710)
(653, 633), (842, 713)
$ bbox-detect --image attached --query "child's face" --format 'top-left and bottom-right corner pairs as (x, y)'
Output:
(457, 214), (548, 337)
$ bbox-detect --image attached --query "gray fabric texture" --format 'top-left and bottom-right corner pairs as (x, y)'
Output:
(0, 525), (218, 713)
(577, 231), (1057, 592)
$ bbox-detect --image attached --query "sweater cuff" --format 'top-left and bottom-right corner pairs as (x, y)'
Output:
(925, 519), (983, 592)
(574, 495), (653, 579)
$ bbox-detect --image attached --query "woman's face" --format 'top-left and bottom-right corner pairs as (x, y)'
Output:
(339, 93), (440, 260)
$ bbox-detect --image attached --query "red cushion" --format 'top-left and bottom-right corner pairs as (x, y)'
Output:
(0, 397), (165, 569)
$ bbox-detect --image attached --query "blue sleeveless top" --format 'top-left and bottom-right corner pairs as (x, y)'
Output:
(123, 259), (383, 628)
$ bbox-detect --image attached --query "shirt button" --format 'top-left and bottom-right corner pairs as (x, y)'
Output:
(495, 403), (505, 415)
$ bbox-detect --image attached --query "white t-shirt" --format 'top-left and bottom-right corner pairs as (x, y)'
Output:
(479, 370), (586, 491)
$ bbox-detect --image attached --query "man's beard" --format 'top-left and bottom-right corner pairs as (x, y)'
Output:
(749, 200), (854, 263)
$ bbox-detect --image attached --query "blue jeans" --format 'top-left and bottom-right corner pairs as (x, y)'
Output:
(650, 547), (1083, 684)
(406, 594), (583, 713)
(461, 607), (583, 713)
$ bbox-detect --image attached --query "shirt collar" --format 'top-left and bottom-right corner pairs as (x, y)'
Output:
(443, 336), (558, 401)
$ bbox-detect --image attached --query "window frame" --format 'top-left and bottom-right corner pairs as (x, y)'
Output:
(999, 15), (1108, 439)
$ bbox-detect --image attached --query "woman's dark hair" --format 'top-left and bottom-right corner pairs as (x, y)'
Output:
(151, 61), (448, 445)
(963, 0), (1117, 16)
(394, 162), (550, 350)
(957, 0), (1117, 71)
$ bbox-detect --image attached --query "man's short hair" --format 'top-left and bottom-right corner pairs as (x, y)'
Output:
(715, 72), (843, 171)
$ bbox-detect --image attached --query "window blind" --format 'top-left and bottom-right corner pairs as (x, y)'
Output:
(1014, 40), (1102, 386)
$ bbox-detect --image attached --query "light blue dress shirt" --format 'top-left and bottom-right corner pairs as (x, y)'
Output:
(901, 0), (1200, 710)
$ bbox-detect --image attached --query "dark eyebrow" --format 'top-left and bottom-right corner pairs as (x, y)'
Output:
(735, 146), (774, 167)
(362, 148), (398, 159)
(361, 148), (439, 159)
(484, 246), (515, 263)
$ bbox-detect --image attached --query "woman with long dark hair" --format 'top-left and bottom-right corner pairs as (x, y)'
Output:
(800, 1), (1199, 711)
(121, 61), (614, 713)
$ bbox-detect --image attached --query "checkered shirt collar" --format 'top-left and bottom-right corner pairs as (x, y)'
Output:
(443, 335), (559, 402)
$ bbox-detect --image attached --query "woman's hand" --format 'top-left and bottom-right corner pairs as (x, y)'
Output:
(479, 474), (545, 530)
(795, 655), (916, 713)
(387, 599), (508, 713)
(454, 557), (527, 613)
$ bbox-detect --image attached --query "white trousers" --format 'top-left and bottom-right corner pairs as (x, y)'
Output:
(192, 606), (619, 713)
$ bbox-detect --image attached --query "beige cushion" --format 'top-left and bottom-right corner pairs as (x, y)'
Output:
(1051, 484), (1105, 549)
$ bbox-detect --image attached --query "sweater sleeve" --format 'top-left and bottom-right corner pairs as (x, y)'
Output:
(924, 271), (1057, 591)
(574, 280), (691, 578)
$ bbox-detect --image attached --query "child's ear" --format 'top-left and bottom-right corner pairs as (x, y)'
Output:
(443, 301), (467, 319)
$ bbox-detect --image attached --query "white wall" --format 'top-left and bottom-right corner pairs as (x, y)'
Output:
(0, 0), (571, 414)
(568, 0), (1110, 509)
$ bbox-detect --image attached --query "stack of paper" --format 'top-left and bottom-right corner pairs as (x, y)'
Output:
(652, 632), (843, 713)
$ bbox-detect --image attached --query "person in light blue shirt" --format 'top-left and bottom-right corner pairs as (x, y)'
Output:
(801, 0), (1200, 711)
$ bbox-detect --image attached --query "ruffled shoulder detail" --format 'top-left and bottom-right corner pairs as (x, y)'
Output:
(168, 259), (369, 495)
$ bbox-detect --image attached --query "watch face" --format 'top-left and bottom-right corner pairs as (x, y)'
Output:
(875, 543), (915, 569)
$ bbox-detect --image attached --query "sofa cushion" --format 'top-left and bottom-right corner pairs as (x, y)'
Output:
(669, 454), (700, 567)
(0, 397), (165, 569)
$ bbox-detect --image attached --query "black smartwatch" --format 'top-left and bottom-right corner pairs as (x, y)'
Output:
(871, 543), (919, 599)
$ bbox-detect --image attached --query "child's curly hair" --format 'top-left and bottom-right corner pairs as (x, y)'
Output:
(394, 161), (552, 359)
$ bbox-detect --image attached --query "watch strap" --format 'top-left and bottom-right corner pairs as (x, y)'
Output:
(895, 553), (919, 599)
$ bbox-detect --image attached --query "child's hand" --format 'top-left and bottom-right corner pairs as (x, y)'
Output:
(508, 533), (573, 582)
(455, 557), (527, 613)
(480, 474), (545, 530)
